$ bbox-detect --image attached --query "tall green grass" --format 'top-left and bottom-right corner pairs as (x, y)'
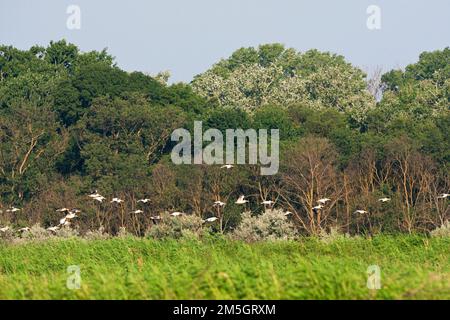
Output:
(0, 236), (448, 299)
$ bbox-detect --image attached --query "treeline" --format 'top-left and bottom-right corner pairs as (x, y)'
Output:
(0, 41), (448, 235)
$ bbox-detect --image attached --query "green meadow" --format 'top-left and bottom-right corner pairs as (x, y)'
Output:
(0, 236), (448, 300)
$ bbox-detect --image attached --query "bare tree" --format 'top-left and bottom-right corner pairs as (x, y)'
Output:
(278, 137), (342, 235)
(366, 65), (384, 101)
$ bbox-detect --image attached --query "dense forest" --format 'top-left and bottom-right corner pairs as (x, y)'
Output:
(0, 41), (448, 237)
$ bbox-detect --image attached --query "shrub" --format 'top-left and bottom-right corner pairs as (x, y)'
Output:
(145, 213), (204, 240)
(2, 224), (80, 244)
(52, 226), (80, 239)
(318, 226), (356, 243)
(84, 226), (110, 240)
(430, 221), (450, 238)
(231, 209), (297, 242)
(20, 224), (52, 242)
(0, 227), (14, 242)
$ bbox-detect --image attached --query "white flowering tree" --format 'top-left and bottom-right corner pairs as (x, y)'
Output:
(192, 44), (375, 123)
(192, 63), (308, 112)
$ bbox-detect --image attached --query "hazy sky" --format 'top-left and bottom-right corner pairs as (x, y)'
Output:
(1, 0), (449, 83)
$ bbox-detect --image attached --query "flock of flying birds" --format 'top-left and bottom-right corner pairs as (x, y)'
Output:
(0, 163), (449, 234)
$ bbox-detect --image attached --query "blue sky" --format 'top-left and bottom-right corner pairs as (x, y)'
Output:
(1, 0), (449, 82)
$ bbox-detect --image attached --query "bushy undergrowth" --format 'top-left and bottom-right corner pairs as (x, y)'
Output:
(2, 214), (448, 245)
(231, 209), (297, 242)
(318, 226), (359, 243)
(84, 226), (111, 240)
(0, 224), (79, 244)
(430, 221), (450, 238)
(145, 212), (204, 240)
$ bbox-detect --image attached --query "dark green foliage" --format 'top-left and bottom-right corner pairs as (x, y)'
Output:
(405, 47), (450, 82)
(205, 107), (251, 133)
(252, 105), (298, 141)
(381, 47), (450, 90)
(77, 95), (186, 192)
(44, 40), (79, 71)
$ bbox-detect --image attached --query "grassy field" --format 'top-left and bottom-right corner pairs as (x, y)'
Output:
(0, 236), (448, 299)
